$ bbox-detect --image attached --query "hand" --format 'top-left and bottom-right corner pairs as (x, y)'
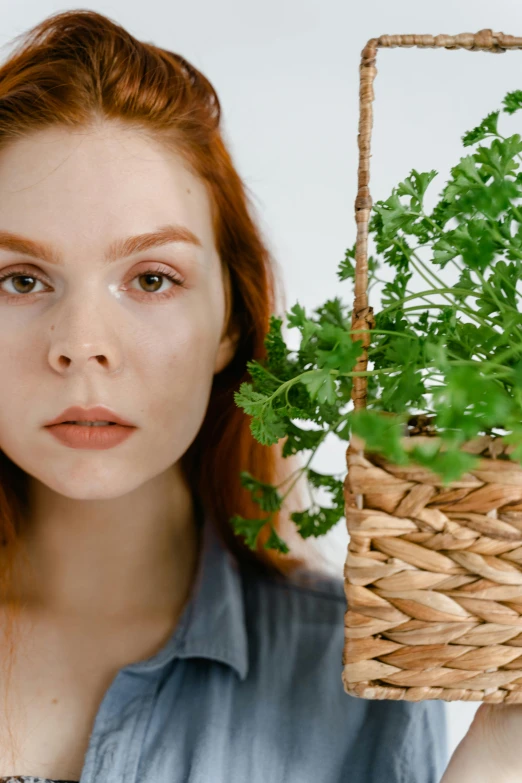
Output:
(440, 702), (522, 783)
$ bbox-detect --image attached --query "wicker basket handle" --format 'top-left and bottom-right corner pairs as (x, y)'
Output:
(351, 29), (522, 413)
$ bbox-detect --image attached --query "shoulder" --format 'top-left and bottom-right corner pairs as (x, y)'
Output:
(244, 559), (347, 613)
(260, 562), (348, 601)
(240, 563), (449, 783)
(241, 561), (354, 647)
(242, 562), (348, 667)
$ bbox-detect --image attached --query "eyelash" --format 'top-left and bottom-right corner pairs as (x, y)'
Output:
(0, 263), (186, 301)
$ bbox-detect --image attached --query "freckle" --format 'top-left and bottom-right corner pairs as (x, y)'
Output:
(51, 698), (58, 704)
(51, 325), (55, 331)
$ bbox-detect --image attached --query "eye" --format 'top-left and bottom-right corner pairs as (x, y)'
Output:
(128, 266), (185, 297)
(0, 269), (46, 296)
(0, 263), (186, 300)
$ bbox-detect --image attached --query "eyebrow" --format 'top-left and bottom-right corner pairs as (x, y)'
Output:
(0, 223), (203, 266)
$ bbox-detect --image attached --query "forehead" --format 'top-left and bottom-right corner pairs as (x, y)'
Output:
(0, 124), (216, 258)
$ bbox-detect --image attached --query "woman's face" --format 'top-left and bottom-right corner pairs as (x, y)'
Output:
(0, 123), (237, 500)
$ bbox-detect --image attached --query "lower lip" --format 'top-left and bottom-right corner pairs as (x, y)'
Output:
(45, 423), (136, 450)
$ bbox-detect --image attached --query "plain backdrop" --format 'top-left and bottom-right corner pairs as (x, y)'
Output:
(2, 0), (522, 770)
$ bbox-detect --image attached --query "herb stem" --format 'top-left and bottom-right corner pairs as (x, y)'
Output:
(378, 288), (490, 326)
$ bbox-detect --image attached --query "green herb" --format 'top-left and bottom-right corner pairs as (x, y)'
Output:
(232, 88), (522, 554)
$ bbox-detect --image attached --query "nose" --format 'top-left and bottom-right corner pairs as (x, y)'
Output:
(49, 349), (121, 374)
(47, 299), (124, 376)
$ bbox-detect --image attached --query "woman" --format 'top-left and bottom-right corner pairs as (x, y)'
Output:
(0, 8), (509, 783)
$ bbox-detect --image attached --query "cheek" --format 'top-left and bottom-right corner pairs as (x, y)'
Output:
(129, 339), (216, 469)
(134, 312), (216, 378)
(0, 336), (42, 423)
(130, 315), (218, 425)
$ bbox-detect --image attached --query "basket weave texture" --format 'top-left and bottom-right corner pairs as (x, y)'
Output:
(342, 29), (522, 703)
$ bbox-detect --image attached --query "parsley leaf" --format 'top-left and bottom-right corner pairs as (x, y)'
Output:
(232, 88), (522, 553)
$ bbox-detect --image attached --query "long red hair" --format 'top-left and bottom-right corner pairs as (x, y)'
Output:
(0, 8), (331, 590)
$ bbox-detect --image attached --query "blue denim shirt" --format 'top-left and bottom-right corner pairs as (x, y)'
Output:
(67, 505), (448, 782)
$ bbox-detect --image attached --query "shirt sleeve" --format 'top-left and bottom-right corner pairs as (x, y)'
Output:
(399, 699), (449, 783)
(337, 697), (449, 783)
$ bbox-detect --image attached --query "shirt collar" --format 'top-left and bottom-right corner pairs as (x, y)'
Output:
(127, 502), (249, 682)
(175, 505), (249, 681)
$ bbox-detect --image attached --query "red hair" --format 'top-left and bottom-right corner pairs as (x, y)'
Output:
(0, 9), (330, 587)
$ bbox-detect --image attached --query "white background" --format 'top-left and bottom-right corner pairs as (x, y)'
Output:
(2, 0), (522, 770)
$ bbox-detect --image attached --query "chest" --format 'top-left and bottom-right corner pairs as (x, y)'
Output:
(0, 610), (180, 781)
(0, 658), (114, 780)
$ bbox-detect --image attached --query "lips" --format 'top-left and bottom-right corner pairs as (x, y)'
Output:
(45, 404), (135, 428)
(45, 421), (136, 450)
(61, 421), (116, 426)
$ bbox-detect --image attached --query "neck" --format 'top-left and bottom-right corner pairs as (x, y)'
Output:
(4, 464), (201, 622)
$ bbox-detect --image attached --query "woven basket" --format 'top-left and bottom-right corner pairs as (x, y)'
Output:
(341, 29), (522, 704)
